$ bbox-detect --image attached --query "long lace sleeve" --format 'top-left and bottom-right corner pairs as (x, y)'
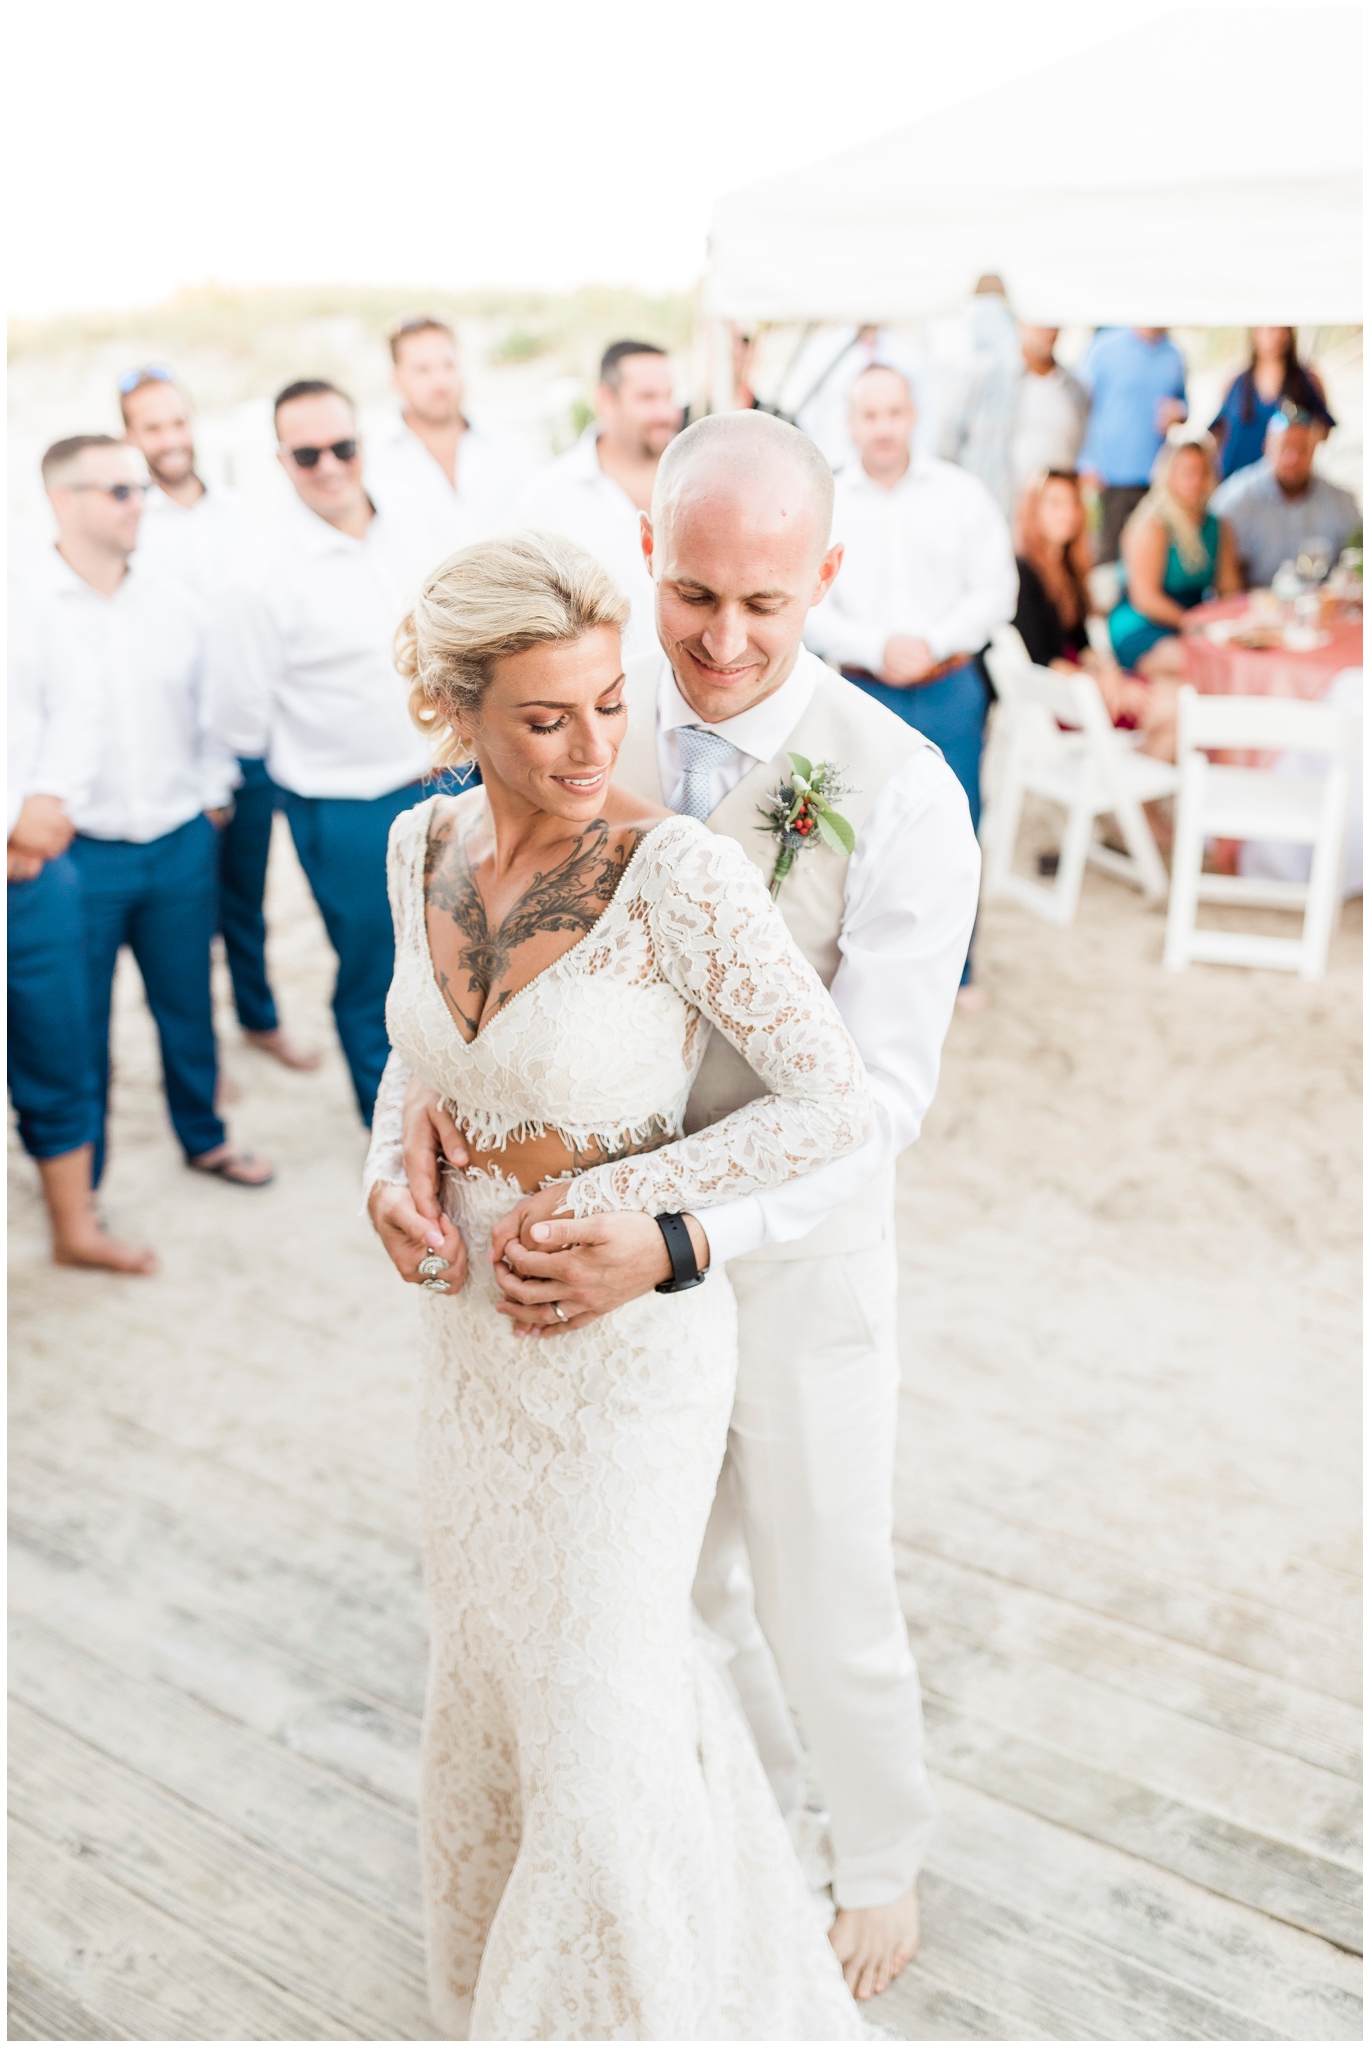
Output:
(362, 1049), (412, 1198)
(562, 827), (873, 1220)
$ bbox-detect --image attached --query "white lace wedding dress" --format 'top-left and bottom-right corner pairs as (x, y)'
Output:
(366, 792), (876, 2041)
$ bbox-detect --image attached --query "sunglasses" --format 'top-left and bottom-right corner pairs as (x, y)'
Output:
(118, 363), (175, 395)
(68, 481), (151, 501)
(283, 439), (358, 468)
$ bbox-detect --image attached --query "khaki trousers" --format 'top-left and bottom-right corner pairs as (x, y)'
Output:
(692, 1231), (937, 1909)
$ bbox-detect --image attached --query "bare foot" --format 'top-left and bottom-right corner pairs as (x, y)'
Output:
(54, 1222), (159, 1276)
(244, 1027), (321, 1071)
(955, 983), (989, 1015)
(189, 1145), (275, 1187)
(215, 1069), (241, 1107)
(829, 1889), (920, 2003)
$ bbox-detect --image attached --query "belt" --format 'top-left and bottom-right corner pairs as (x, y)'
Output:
(844, 653), (979, 688)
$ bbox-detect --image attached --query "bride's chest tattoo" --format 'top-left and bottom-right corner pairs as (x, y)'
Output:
(424, 817), (637, 1035)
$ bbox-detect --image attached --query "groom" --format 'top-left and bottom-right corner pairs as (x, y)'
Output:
(392, 411), (979, 2000)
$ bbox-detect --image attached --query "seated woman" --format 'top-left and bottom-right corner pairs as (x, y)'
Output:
(1108, 435), (1241, 684)
(1209, 327), (1332, 481)
(1014, 468), (1176, 758)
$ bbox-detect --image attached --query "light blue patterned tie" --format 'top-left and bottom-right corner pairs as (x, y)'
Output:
(672, 725), (738, 821)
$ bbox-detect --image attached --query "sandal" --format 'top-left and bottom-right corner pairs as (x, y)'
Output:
(189, 1147), (275, 1187)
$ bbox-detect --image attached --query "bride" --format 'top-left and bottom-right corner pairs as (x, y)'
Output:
(366, 530), (876, 2040)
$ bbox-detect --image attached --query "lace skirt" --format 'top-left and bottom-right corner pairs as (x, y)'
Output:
(416, 1168), (869, 2041)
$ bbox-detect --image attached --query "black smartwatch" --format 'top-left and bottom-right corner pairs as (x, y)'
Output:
(653, 1212), (706, 1293)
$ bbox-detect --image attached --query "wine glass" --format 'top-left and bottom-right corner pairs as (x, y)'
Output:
(1296, 536), (1333, 585)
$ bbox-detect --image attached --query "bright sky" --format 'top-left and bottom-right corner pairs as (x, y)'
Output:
(9, 0), (1271, 316)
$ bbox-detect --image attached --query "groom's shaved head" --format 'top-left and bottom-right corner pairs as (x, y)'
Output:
(651, 411), (834, 558)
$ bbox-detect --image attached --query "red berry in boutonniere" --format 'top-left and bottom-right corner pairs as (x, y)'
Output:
(757, 754), (856, 898)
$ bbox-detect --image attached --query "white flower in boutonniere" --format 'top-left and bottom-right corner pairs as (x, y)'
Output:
(757, 753), (856, 899)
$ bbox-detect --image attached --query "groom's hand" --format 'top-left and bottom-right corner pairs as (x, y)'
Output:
(489, 1210), (710, 1336)
(403, 1077), (469, 1229)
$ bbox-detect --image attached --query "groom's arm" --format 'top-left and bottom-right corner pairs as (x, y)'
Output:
(491, 749), (978, 1330)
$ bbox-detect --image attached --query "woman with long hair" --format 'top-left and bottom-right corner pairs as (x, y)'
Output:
(1209, 328), (1332, 481)
(1108, 434), (1241, 680)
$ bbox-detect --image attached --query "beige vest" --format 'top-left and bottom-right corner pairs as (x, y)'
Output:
(617, 653), (928, 1260)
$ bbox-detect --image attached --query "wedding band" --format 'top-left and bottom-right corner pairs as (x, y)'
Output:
(421, 1275), (452, 1293)
(417, 1249), (449, 1280)
(552, 1302), (569, 1323)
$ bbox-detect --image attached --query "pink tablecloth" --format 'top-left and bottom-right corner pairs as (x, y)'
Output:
(1182, 596), (1363, 700)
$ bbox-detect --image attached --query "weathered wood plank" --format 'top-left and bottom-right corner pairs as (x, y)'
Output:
(897, 1541), (1361, 1782)
(904, 1602), (1361, 1863)
(10, 1614), (424, 1936)
(8, 1817), (350, 2041)
(923, 1698), (1362, 1952)
(898, 1496), (1362, 1706)
(9, 1700), (432, 2039)
(6, 1953), (131, 2042)
(9, 1536), (420, 1812)
(925, 1777), (1363, 2041)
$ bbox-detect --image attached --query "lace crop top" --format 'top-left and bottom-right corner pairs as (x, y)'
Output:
(363, 794), (873, 1220)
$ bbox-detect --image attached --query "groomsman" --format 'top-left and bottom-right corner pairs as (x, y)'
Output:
(394, 411), (982, 2004)
(514, 339), (681, 660)
(8, 537), (157, 1272)
(37, 435), (272, 1188)
(365, 314), (536, 550)
(209, 380), (444, 1124)
(120, 366), (318, 1071)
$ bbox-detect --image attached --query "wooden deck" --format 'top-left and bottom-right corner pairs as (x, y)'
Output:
(8, 823), (1362, 2040)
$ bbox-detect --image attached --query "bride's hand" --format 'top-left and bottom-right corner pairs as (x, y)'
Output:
(488, 1184), (575, 1268)
(368, 1180), (468, 1296)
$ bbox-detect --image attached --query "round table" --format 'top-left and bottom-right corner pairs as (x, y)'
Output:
(1182, 595), (1363, 700)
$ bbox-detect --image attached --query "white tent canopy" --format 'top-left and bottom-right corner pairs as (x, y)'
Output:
(707, 7), (1362, 329)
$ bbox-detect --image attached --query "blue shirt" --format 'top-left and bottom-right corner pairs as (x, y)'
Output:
(1211, 372), (1281, 480)
(1077, 329), (1188, 487)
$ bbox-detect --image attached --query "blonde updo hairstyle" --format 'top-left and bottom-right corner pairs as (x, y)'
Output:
(395, 529), (632, 769)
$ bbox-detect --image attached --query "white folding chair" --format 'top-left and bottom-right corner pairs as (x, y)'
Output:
(1164, 685), (1359, 979)
(981, 625), (1179, 927)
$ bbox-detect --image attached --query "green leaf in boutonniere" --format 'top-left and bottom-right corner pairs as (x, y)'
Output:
(756, 753), (857, 898)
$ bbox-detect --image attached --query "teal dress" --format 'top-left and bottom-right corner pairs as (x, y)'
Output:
(1109, 513), (1218, 670)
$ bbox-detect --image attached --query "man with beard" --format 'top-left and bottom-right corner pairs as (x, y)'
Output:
(515, 340), (682, 659)
(121, 367), (317, 1072)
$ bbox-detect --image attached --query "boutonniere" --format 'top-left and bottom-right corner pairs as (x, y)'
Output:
(757, 754), (856, 899)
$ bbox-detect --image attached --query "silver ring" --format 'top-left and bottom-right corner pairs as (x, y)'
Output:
(421, 1275), (452, 1293)
(552, 1302), (569, 1323)
(417, 1249), (449, 1280)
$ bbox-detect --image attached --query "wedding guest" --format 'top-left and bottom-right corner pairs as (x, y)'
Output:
(939, 280), (1029, 514)
(120, 366), (317, 1073)
(1108, 435), (1241, 676)
(365, 313), (537, 551)
(208, 381), (444, 1125)
(8, 539), (157, 1272)
(806, 359), (1015, 859)
(1077, 327), (1189, 562)
(1014, 469), (1175, 754)
(1210, 404), (1359, 589)
(1209, 328), (1332, 481)
(39, 435), (271, 1189)
(1011, 328), (1090, 502)
(786, 323), (928, 470)
(514, 340), (681, 660)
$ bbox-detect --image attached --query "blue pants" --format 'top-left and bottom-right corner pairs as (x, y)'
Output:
(69, 815), (225, 1184)
(281, 779), (432, 1125)
(7, 853), (100, 1160)
(219, 755), (280, 1034)
(846, 659), (988, 984)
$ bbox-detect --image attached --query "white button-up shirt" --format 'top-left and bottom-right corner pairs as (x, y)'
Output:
(31, 556), (238, 844)
(514, 428), (659, 661)
(207, 497), (435, 801)
(650, 648), (981, 1267)
(805, 454), (1018, 675)
(8, 544), (102, 835)
(134, 479), (270, 598)
(365, 414), (538, 557)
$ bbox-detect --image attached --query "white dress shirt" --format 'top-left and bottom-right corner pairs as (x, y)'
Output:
(33, 556), (238, 844)
(651, 648), (981, 1267)
(1011, 365), (1088, 496)
(366, 414), (538, 557)
(7, 544), (102, 835)
(805, 454), (1018, 675)
(514, 429), (659, 661)
(134, 479), (270, 598)
(207, 497), (434, 801)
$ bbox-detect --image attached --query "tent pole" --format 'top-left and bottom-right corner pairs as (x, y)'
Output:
(710, 317), (735, 415)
